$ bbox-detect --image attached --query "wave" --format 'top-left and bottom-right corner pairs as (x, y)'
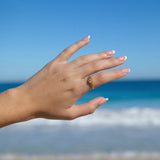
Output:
(13, 107), (160, 128)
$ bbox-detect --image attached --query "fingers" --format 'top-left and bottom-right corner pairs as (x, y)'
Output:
(67, 97), (109, 119)
(69, 50), (115, 68)
(79, 56), (127, 78)
(56, 36), (90, 62)
(83, 68), (130, 92)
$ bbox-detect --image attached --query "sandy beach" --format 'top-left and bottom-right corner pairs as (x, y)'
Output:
(1, 154), (160, 160)
(1, 81), (160, 160)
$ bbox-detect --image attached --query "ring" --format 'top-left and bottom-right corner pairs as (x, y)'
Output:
(87, 76), (94, 89)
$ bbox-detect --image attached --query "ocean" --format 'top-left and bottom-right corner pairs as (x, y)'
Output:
(0, 80), (160, 158)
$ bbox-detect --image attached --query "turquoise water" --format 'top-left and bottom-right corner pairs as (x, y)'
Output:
(1, 80), (160, 108)
(77, 80), (160, 108)
(0, 80), (160, 154)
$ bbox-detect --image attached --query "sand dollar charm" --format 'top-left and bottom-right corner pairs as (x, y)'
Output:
(87, 76), (94, 89)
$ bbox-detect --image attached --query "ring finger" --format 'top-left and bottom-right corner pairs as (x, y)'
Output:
(82, 68), (130, 92)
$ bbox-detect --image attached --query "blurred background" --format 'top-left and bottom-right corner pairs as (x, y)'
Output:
(0, 0), (160, 159)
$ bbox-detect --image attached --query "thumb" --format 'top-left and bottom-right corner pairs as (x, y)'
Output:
(69, 97), (109, 119)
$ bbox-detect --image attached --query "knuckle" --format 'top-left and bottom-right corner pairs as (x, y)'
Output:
(88, 106), (95, 114)
(67, 114), (76, 120)
(74, 43), (79, 48)
(63, 46), (74, 53)
(46, 62), (60, 74)
(71, 43), (79, 52)
(81, 54), (100, 63)
(73, 55), (88, 65)
(97, 72), (106, 83)
(116, 69), (123, 75)
(63, 42), (80, 53)
(114, 69), (123, 78)
(91, 61), (100, 69)
(70, 47), (76, 53)
(80, 55), (89, 62)
(72, 59), (79, 65)
(62, 69), (75, 80)
(108, 59), (116, 66)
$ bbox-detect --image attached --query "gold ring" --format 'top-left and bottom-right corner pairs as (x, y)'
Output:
(87, 76), (94, 89)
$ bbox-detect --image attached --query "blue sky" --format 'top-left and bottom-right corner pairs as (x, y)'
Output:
(0, 0), (160, 81)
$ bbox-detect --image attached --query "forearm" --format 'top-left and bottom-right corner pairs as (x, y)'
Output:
(0, 88), (35, 128)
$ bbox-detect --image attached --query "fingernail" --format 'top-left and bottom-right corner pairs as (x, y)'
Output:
(117, 56), (127, 61)
(105, 98), (109, 101)
(105, 50), (115, 56)
(122, 68), (130, 73)
(98, 98), (109, 106)
(82, 35), (90, 41)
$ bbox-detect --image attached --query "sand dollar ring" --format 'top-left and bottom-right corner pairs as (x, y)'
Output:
(87, 76), (94, 89)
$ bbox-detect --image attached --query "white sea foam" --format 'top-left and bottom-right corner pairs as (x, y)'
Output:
(13, 107), (160, 128)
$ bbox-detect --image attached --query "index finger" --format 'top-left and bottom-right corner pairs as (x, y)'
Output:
(56, 36), (90, 62)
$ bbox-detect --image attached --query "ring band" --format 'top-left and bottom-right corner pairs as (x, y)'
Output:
(87, 76), (94, 89)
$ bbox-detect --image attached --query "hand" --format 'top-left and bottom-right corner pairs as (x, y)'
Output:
(17, 36), (130, 120)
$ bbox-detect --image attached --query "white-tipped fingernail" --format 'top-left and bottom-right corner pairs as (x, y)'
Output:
(99, 98), (109, 106)
(124, 56), (127, 60)
(122, 68), (130, 73)
(128, 68), (131, 72)
(105, 98), (109, 101)
(112, 50), (115, 54)
(82, 35), (90, 41)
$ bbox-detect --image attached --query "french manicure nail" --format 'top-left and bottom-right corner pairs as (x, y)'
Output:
(82, 35), (90, 41)
(105, 51), (114, 56)
(99, 98), (109, 106)
(117, 56), (127, 61)
(122, 68), (130, 73)
(112, 50), (115, 54)
(105, 98), (109, 101)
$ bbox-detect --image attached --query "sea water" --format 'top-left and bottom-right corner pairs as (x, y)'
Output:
(0, 80), (160, 155)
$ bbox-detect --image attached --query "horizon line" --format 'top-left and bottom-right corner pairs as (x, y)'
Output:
(0, 78), (160, 84)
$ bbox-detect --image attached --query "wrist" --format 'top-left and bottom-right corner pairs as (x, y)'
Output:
(11, 86), (37, 121)
(0, 86), (36, 127)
